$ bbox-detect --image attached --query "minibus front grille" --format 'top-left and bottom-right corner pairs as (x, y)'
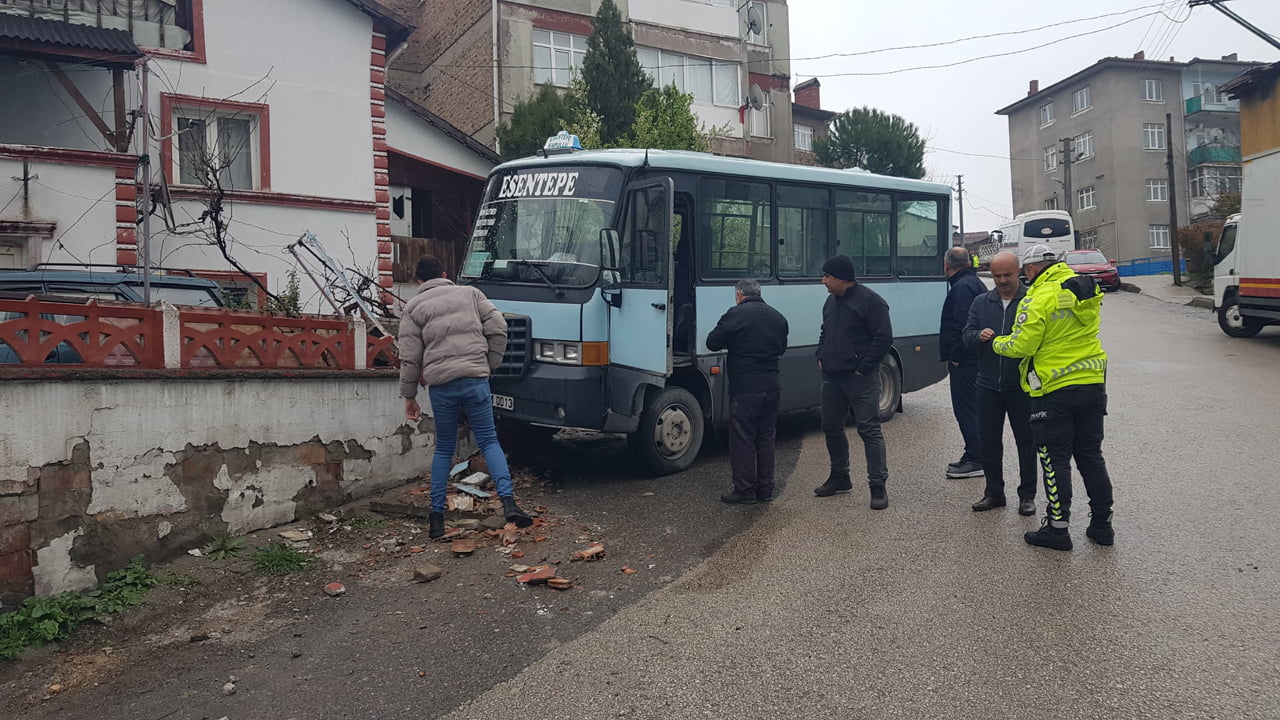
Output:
(494, 314), (530, 378)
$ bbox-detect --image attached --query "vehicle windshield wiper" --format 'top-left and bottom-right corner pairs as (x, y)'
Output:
(514, 259), (564, 298)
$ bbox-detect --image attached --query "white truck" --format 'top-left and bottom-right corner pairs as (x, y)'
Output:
(1213, 212), (1280, 337)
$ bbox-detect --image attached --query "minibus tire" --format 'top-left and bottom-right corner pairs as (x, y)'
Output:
(1218, 296), (1263, 338)
(877, 354), (902, 424)
(630, 386), (704, 475)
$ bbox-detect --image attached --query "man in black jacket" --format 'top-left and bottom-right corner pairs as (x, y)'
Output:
(940, 246), (987, 479)
(962, 251), (1037, 515)
(814, 255), (893, 510)
(706, 278), (790, 504)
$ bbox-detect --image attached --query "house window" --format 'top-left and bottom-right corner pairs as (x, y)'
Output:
(744, 1), (768, 46)
(1193, 82), (1226, 105)
(1044, 196), (1059, 210)
(172, 101), (267, 190)
(1044, 145), (1058, 172)
(533, 30), (587, 87)
(1072, 86), (1091, 114)
(750, 94), (771, 138)
(1074, 131), (1094, 159)
(794, 124), (814, 152)
(1077, 186), (1096, 210)
(1143, 122), (1166, 150)
(1039, 102), (1054, 127)
(1149, 224), (1171, 249)
(1080, 229), (1099, 249)
(637, 48), (740, 107)
(1190, 166), (1243, 198)
(1145, 179), (1168, 202)
(1143, 78), (1164, 101)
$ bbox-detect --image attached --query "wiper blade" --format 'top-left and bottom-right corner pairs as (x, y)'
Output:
(514, 260), (564, 298)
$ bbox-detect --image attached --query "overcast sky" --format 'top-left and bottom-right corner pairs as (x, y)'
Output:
(788, 0), (1280, 234)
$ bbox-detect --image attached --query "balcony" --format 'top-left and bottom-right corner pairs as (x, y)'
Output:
(1188, 145), (1241, 167)
(1185, 96), (1239, 116)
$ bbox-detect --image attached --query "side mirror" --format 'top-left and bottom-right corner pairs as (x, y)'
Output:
(601, 286), (622, 308)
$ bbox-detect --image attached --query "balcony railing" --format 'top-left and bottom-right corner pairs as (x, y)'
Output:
(1188, 146), (1241, 166)
(0, 0), (193, 51)
(1185, 96), (1239, 115)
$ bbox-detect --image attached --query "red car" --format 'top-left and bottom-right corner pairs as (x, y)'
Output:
(1063, 250), (1121, 292)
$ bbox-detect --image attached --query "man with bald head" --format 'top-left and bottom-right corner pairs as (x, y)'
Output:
(962, 251), (1037, 515)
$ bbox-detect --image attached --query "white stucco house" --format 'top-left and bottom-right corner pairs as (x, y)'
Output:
(0, 0), (496, 308)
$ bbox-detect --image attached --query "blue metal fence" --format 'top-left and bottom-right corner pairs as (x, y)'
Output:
(1117, 257), (1188, 277)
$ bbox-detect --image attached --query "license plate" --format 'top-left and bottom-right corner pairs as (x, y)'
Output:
(492, 394), (514, 411)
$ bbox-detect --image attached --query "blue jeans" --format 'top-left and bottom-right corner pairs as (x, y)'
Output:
(428, 377), (514, 513)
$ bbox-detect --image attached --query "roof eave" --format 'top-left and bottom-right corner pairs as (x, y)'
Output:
(385, 87), (500, 165)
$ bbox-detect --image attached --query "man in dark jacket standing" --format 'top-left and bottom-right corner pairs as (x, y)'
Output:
(962, 251), (1037, 515)
(814, 256), (893, 510)
(941, 246), (987, 479)
(706, 278), (790, 504)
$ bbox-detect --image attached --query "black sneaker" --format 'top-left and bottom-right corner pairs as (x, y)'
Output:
(945, 460), (984, 479)
(869, 484), (888, 510)
(501, 496), (534, 528)
(428, 511), (445, 539)
(814, 476), (853, 497)
(720, 490), (758, 505)
(1086, 515), (1115, 545)
(1024, 517), (1072, 551)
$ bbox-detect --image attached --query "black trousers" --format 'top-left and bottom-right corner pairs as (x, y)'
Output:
(820, 371), (888, 486)
(977, 386), (1038, 500)
(1028, 383), (1113, 523)
(948, 362), (982, 463)
(729, 390), (781, 498)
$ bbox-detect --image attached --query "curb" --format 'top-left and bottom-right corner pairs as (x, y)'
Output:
(1187, 296), (1214, 310)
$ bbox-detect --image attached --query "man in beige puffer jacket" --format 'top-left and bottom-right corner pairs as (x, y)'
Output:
(399, 256), (533, 538)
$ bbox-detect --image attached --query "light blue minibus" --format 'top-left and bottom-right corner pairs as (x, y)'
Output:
(461, 145), (951, 474)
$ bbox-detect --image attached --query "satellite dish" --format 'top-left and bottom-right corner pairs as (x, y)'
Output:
(747, 84), (765, 111)
(746, 5), (765, 37)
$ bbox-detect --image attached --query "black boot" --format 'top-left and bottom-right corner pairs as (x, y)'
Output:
(814, 474), (852, 497)
(1086, 512), (1114, 545)
(428, 511), (444, 539)
(869, 483), (888, 510)
(1024, 517), (1072, 551)
(502, 496), (534, 528)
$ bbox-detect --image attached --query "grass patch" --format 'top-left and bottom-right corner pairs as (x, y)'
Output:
(347, 516), (386, 528)
(0, 556), (158, 661)
(159, 573), (201, 587)
(252, 544), (315, 575)
(202, 535), (244, 560)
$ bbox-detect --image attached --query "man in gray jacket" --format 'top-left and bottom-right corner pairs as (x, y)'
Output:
(398, 256), (533, 538)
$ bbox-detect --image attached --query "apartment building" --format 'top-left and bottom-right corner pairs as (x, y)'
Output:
(996, 52), (1258, 263)
(387, 0), (796, 162)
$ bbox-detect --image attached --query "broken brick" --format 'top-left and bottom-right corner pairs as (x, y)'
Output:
(438, 528), (466, 542)
(451, 539), (476, 556)
(516, 565), (556, 584)
(571, 543), (605, 561)
(547, 577), (573, 590)
(324, 582), (346, 597)
(621, 567), (637, 575)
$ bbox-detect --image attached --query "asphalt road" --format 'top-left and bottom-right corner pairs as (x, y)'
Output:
(9, 290), (1279, 719)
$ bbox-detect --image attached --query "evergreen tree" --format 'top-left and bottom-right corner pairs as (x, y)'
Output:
(581, 0), (650, 145)
(627, 85), (712, 152)
(495, 85), (572, 161)
(813, 107), (927, 179)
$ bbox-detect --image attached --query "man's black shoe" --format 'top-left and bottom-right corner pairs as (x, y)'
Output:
(720, 490), (758, 505)
(501, 496), (534, 528)
(428, 511), (445, 539)
(814, 477), (853, 497)
(945, 460), (984, 479)
(971, 495), (1006, 512)
(1017, 498), (1037, 516)
(1086, 516), (1115, 545)
(1024, 518), (1073, 551)
(869, 484), (888, 510)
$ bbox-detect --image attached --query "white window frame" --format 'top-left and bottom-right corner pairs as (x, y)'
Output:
(1043, 145), (1058, 173)
(1149, 224), (1171, 249)
(0, 237), (36, 269)
(1039, 102), (1054, 127)
(794, 124), (814, 152)
(1143, 122), (1166, 150)
(1143, 78), (1164, 102)
(638, 47), (740, 108)
(1077, 185), (1096, 210)
(1080, 229), (1099, 249)
(532, 29), (587, 87)
(1074, 131), (1094, 160)
(1145, 179), (1169, 202)
(1044, 196), (1059, 210)
(750, 94), (771, 138)
(744, 1), (768, 46)
(1190, 166), (1243, 198)
(1193, 82), (1226, 105)
(1072, 86), (1091, 114)
(173, 106), (263, 190)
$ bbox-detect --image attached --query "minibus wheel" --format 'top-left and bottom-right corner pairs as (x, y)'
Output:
(877, 354), (902, 423)
(1219, 296), (1263, 338)
(630, 386), (704, 475)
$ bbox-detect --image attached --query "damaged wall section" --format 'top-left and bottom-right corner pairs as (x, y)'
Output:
(0, 377), (461, 605)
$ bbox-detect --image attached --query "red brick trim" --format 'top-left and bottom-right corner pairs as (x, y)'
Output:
(143, 0), (207, 64)
(530, 7), (595, 36)
(159, 93), (271, 190)
(371, 25), (394, 290)
(166, 186), (377, 213)
(0, 144), (136, 169)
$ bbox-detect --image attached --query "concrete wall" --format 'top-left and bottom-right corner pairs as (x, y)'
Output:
(0, 158), (117, 259)
(0, 57), (120, 151)
(0, 376), (455, 605)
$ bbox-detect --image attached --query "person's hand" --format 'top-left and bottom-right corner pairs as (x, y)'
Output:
(405, 398), (421, 422)
(979, 328), (995, 342)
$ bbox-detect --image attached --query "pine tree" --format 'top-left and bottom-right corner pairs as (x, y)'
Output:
(495, 85), (572, 161)
(581, 0), (650, 145)
(813, 107), (927, 179)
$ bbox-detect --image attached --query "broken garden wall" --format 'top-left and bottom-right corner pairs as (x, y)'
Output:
(0, 376), (459, 606)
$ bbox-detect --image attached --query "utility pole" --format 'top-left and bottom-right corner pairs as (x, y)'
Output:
(956, 174), (965, 242)
(1189, 1), (1280, 52)
(1166, 111), (1183, 286)
(1060, 135), (1074, 214)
